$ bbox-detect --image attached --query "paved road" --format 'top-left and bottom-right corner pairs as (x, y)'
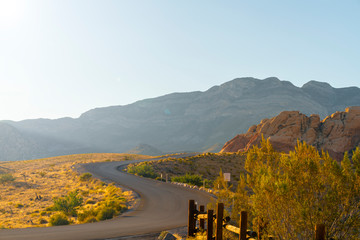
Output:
(0, 157), (213, 240)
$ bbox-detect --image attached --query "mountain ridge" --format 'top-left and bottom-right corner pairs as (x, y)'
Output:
(2, 77), (360, 161)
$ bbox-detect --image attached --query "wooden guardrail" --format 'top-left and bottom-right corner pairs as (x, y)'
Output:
(187, 200), (326, 240)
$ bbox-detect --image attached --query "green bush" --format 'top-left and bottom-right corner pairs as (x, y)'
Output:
(127, 163), (158, 179)
(96, 207), (115, 221)
(78, 209), (98, 223)
(49, 213), (70, 226)
(171, 173), (203, 187)
(79, 173), (92, 182)
(0, 173), (15, 184)
(52, 190), (83, 216)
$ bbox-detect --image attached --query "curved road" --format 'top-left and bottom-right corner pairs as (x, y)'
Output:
(0, 157), (213, 240)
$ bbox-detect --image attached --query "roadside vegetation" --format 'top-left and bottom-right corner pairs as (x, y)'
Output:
(0, 153), (152, 229)
(126, 152), (246, 188)
(127, 163), (158, 179)
(128, 140), (360, 239)
(171, 174), (203, 187)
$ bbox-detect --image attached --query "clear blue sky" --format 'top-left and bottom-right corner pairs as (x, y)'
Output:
(0, 0), (359, 121)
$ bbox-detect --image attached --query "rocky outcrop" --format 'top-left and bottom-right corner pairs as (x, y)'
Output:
(220, 107), (360, 160)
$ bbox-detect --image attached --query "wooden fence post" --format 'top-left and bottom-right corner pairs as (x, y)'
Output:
(258, 218), (262, 240)
(188, 200), (196, 237)
(239, 211), (247, 240)
(315, 224), (325, 240)
(200, 205), (205, 230)
(216, 203), (224, 240)
(207, 209), (214, 240)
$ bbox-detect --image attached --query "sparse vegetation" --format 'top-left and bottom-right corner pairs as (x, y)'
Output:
(0, 173), (16, 184)
(37, 171), (46, 177)
(0, 153), (151, 228)
(49, 213), (70, 226)
(127, 152), (245, 188)
(79, 172), (92, 182)
(127, 163), (158, 179)
(77, 184), (128, 223)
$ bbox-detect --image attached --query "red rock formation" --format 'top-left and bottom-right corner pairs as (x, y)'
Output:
(220, 106), (360, 160)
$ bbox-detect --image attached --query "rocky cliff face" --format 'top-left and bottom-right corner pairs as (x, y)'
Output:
(220, 106), (360, 160)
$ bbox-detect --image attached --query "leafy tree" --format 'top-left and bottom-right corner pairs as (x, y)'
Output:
(215, 137), (360, 239)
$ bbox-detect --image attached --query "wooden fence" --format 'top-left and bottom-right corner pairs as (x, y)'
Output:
(187, 199), (326, 240)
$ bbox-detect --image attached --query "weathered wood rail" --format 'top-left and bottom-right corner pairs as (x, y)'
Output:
(187, 199), (326, 240)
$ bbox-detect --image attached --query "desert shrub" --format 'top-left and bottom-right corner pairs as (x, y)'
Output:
(40, 211), (49, 216)
(39, 218), (48, 224)
(52, 190), (83, 216)
(172, 173), (203, 187)
(79, 173), (92, 182)
(85, 199), (96, 204)
(37, 171), (46, 177)
(49, 213), (70, 226)
(78, 209), (98, 223)
(215, 138), (360, 240)
(78, 184), (127, 223)
(127, 163), (158, 178)
(102, 185), (127, 213)
(0, 173), (15, 184)
(96, 207), (115, 221)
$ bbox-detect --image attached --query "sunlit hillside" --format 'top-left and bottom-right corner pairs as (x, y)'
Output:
(126, 152), (246, 188)
(0, 153), (152, 229)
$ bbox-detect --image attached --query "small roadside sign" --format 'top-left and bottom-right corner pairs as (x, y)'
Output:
(224, 173), (231, 182)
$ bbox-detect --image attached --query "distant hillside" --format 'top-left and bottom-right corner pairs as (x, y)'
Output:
(126, 144), (163, 156)
(2, 77), (360, 161)
(0, 122), (42, 161)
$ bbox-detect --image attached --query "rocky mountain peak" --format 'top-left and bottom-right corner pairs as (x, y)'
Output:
(302, 80), (333, 90)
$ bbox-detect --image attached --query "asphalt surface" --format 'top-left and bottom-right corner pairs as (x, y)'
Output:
(0, 157), (213, 240)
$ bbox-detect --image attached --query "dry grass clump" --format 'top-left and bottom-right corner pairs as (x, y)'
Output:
(0, 153), (151, 229)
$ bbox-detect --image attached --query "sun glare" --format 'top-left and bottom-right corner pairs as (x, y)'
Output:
(0, 0), (25, 27)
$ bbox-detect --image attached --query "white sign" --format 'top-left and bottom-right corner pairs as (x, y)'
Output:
(224, 173), (231, 182)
